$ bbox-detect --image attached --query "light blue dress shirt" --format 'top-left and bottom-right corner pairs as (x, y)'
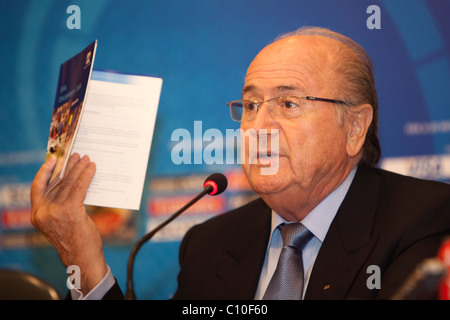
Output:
(254, 167), (357, 300)
(72, 167), (357, 300)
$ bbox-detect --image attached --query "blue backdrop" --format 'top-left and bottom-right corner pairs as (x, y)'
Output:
(0, 0), (449, 299)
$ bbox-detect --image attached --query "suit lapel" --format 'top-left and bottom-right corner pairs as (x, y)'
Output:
(305, 165), (382, 299)
(205, 198), (271, 299)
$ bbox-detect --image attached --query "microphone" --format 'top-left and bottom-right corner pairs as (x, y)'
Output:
(390, 257), (446, 300)
(124, 173), (228, 300)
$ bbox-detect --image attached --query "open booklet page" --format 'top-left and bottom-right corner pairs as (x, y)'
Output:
(71, 70), (162, 210)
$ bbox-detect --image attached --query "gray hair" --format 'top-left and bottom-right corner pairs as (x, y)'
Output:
(275, 26), (381, 167)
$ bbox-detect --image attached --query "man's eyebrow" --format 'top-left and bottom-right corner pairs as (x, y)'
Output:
(274, 85), (303, 93)
(242, 85), (256, 97)
(242, 84), (304, 97)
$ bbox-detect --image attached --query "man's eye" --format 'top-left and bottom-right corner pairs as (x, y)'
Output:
(280, 100), (299, 109)
(244, 102), (259, 111)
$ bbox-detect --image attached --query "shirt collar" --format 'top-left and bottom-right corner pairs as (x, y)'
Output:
(270, 166), (357, 242)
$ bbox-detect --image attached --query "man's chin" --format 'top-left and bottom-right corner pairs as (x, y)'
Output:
(246, 171), (287, 195)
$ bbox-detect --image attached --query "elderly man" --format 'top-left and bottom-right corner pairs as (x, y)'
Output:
(31, 27), (450, 300)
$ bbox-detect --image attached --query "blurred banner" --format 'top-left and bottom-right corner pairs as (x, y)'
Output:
(0, 0), (449, 299)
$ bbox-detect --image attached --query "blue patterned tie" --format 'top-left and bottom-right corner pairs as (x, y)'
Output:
(263, 223), (313, 300)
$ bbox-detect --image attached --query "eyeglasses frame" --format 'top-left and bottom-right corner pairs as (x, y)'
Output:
(226, 96), (348, 122)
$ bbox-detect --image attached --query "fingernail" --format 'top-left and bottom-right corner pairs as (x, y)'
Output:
(48, 154), (56, 163)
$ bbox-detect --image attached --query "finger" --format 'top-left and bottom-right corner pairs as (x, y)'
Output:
(30, 154), (57, 208)
(71, 161), (96, 204)
(44, 152), (80, 201)
(55, 154), (93, 202)
(65, 152), (81, 175)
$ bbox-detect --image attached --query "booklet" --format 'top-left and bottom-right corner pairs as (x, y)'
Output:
(46, 41), (162, 210)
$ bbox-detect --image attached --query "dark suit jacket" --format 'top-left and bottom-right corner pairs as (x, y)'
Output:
(106, 165), (450, 300)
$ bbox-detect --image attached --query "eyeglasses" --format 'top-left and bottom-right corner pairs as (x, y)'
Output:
(226, 96), (347, 122)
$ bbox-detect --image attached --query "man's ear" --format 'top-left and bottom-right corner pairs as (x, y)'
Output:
(346, 104), (373, 158)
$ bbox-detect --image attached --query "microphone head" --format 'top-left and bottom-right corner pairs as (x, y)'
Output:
(203, 173), (228, 196)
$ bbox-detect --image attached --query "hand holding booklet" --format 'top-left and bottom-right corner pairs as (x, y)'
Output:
(45, 41), (162, 210)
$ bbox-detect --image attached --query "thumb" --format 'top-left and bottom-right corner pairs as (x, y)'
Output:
(30, 154), (57, 207)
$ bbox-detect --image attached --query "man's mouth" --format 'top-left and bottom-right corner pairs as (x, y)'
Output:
(257, 151), (280, 160)
(257, 152), (271, 158)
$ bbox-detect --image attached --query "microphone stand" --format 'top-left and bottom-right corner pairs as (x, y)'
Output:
(124, 184), (213, 300)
